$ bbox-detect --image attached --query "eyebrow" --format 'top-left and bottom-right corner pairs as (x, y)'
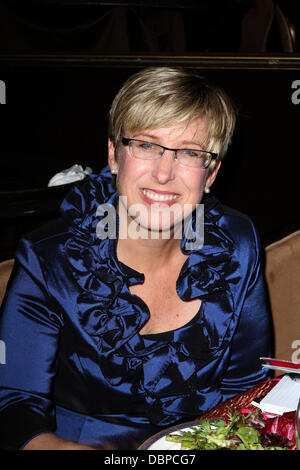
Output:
(132, 133), (204, 148)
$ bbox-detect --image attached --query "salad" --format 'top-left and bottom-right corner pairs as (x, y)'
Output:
(165, 409), (296, 450)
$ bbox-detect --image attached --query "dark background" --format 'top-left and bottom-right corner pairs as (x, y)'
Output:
(0, 0), (300, 260)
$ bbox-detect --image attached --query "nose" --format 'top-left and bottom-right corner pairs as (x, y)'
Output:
(151, 149), (176, 184)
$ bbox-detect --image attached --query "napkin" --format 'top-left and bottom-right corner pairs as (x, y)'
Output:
(252, 375), (300, 415)
(48, 164), (93, 187)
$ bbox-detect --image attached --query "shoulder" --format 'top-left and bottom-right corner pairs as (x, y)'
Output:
(16, 217), (71, 269)
(25, 217), (69, 243)
(15, 169), (116, 273)
(221, 203), (258, 237)
(208, 197), (261, 258)
(21, 217), (70, 247)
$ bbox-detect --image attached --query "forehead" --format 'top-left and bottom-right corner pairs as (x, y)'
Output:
(129, 116), (208, 144)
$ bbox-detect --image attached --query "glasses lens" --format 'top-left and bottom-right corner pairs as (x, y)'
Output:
(130, 140), (161, 160)
(177, 150), (211, 168)
(128, 139), (212, 168)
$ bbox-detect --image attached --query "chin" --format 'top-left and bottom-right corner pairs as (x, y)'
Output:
(128, 213), (184, 240)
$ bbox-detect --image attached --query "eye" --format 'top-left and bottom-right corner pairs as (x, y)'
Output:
(182, 149), (202, 158)
(139, 141), (155, 150)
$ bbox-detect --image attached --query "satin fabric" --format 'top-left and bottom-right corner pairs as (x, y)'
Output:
(0, 165), (271, 450)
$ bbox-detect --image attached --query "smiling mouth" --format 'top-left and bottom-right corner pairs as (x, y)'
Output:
(141, 189), (180, 202)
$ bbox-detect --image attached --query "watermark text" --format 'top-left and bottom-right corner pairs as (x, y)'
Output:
(96, 197), (204, 250)
(291, 80), (300, 104)
(0, 80), (6, 104)
(0, 340), (6, 364)
(291, 339), (300, 363)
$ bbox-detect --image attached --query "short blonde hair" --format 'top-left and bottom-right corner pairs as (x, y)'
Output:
(108, 67), (236, 170)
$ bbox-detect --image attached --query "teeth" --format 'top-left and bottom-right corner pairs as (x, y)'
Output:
(142, 189), (179, 202)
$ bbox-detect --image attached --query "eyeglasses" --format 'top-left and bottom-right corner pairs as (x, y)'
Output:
(122, 137), (218, 169)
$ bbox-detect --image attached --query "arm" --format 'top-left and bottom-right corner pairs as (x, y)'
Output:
(219, 220), (272, 399)
(23, 434), (95, 450)
(0, 237), (88, 450)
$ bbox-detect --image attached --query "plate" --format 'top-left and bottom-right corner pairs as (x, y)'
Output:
(138, 420), (202, 450)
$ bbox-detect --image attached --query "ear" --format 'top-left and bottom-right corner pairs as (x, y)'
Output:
(205, 161), (221, 191)
(108, 139), (118, 174)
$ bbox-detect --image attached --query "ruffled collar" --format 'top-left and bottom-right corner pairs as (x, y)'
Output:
(60, 166), (236, 425)
(61, 164), (235, 327)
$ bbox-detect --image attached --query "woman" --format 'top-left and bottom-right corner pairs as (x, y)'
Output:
(0, 67), (271, 450)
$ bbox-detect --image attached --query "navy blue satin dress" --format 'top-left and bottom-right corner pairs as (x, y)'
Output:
(0, 166), (271, 450)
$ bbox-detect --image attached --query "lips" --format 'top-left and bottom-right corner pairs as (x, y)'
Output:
(142, 189), (179, 201)
(140, 188), (180, 204)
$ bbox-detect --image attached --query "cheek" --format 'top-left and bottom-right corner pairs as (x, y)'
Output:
(118, 157), (150, 183)
(116, 156), (145, 194)
(184, 169), (207, 198)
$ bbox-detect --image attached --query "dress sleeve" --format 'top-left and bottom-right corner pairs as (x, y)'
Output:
(219, 220), (272, 399)
(0, 237), (63, 450)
